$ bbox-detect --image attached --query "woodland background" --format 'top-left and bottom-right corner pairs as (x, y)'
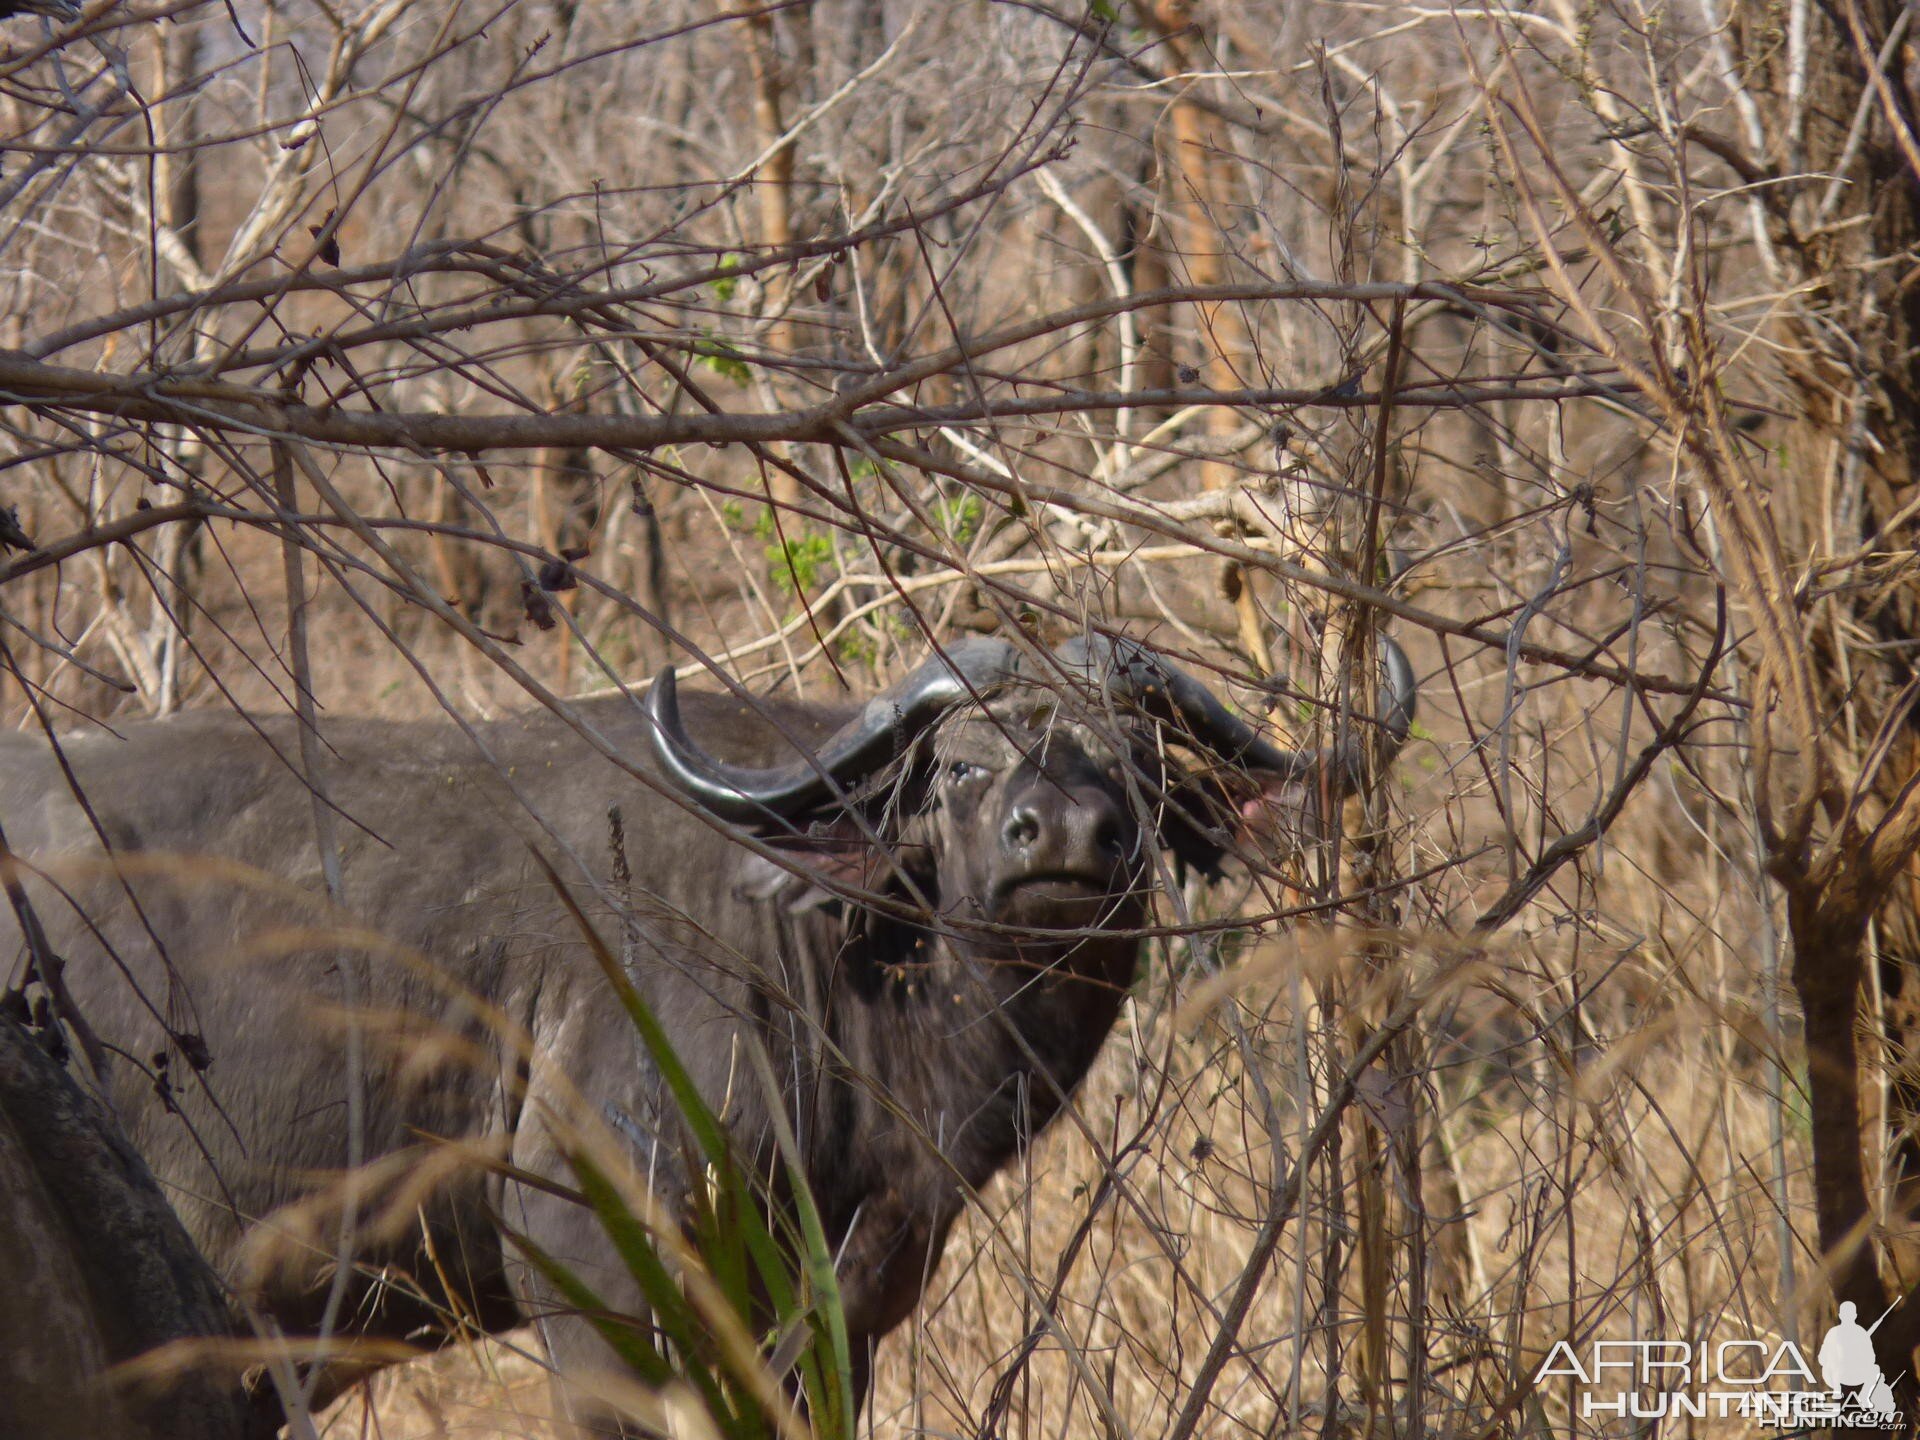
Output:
(3, 0), (1918, 1434)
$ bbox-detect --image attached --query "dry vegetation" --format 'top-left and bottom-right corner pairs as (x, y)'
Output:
(5, 0), (1920, 1434)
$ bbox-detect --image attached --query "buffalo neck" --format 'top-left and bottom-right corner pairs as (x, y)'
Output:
(777, 899), (1140, 1193)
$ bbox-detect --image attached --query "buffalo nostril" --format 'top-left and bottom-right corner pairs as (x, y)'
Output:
(1003, 806), (1041, 850)
(1093, 810), (1124, 857)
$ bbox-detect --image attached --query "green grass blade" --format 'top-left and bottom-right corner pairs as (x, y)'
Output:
(533, 851), (801, 1315)
(503, 1227), (673, 1386)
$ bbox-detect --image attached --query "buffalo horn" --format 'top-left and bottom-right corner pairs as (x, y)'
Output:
(1054, 632), (1417, 777)
(646, 637), (1025, 823)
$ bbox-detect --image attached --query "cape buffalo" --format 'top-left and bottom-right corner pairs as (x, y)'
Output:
(0, 630), (1414, 1432)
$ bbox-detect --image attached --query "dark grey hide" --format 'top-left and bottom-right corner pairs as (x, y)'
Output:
(0, 633), (1413, 1429)
(0, 1014), (250, 1440)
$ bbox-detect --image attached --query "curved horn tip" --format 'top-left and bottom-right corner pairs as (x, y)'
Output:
(1379, 633), (1417, 747)
(643, 665), (681, 732)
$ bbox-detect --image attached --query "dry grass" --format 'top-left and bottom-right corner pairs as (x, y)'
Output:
(318, 1337), (560, 1439)
(311, 917), (1811, 1439)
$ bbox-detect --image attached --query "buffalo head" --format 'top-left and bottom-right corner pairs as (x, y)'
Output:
(647, 630), (1416, 952)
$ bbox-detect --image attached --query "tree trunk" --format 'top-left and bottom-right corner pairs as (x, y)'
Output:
(0, 1016), (250, 1440)
(1727, 0), (1920, 1371)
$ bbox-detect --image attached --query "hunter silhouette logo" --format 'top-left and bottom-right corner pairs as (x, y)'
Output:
(1533, 1301), (1906, 1427)
(1818, 1302), (1899, 1418)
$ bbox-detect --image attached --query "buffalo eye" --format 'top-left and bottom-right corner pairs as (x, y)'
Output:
(949, 760), (975, 783)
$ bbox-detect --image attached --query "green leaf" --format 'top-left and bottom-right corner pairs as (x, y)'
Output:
(570, 1153), (739, 1418)
(934, 492), (984, 546)
(526, 850), (855, 1438)
(505, 1228), (673, 1385)
(529, 854), (800, 1317)
(765, 533), (835, 596)
(738, 1044), (855, 1437)
(712, 252), (744, 303)
(691, 328), (754, 383)
(698, 347), (753, 385)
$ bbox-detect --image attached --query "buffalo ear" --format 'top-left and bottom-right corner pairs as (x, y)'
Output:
(1157, 766), (1343, 879)
(731, 815), (906, 915)
(1234, 770), (1341, 849)
(1154, 770), (1238, 880)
